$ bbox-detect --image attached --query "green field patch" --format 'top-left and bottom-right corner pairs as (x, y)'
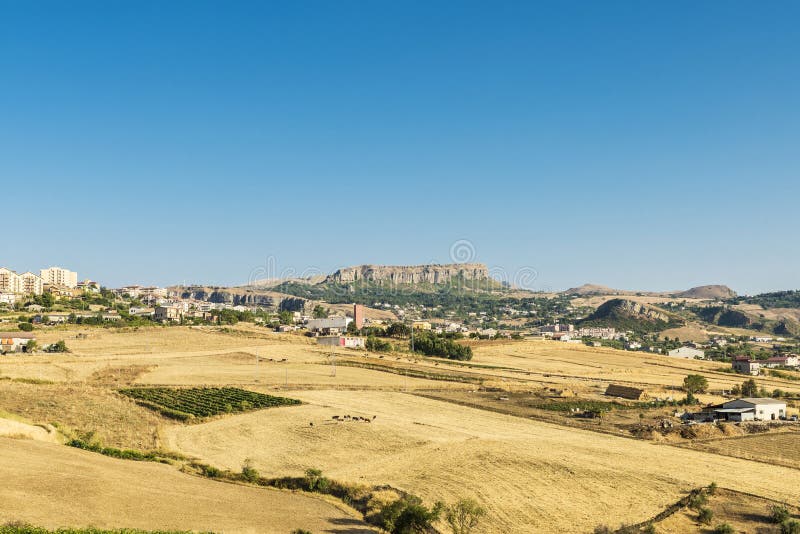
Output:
(118, 387), (300, 420)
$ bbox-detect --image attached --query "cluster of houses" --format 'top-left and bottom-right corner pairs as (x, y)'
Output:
(732, 355), (800, 375)
(0, 265), (100, 305)
(540, 324), (620, 341)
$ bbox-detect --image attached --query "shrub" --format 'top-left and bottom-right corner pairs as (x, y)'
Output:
(713, 524), (735, 534)
(17, 322), (33, 332)
(707, 482), (717, 495)
(366, 336), (393, 352)
(46, 340), (68, 353)
(376, 496), (443, 534)
(444, 498), (486, 534)
(642, 524), (657, 534)
(593, 527), (613, 534)
(291, 530), (312, 534)
(771, 504), (791, 524)
(241, 459), (259, 483)
(688, 492), (708, 510)
(697, 506), (714, 525)
(304, 468), (329, 492)
(782, 520), (800, 534)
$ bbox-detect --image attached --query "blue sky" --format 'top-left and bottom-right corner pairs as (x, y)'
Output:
(2, 1), (798, 294)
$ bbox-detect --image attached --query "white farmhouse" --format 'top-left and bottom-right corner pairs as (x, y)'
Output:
(667, 346), (705, 359)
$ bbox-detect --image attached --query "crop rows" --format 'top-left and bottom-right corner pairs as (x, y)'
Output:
(119, 387), (300, 420)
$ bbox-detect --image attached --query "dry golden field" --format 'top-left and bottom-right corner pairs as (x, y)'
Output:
(677, 430), (800, 470)
(3, 324), (800, 533)
(163, 388), (800, 533)
(0, 437), (374, 533)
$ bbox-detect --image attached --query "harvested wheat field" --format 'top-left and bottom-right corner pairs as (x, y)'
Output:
(165, 389), (800, 533)
(470, 340), (800, 394)
(0, 437), (375, 533)
(678, 430), (800, 470)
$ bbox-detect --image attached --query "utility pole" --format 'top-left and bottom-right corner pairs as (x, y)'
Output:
(254, 349), (259, 383)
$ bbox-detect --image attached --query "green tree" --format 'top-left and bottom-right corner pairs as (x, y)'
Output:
(312, 305), (329, 319)
(445, 498), (486, 534)
(18, 322), (34, 332)
(278, 311), (294, 325)
(713, 524), (735, 534)
(683, 374), (709, 394)
(741, 378), (758, 397)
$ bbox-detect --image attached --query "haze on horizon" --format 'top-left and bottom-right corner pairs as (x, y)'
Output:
(2, 2), (798, 294)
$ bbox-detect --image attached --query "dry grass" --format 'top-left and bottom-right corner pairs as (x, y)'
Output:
(4, 326), (800, 533)
(164, 389), (800, 533)
(0, 381), (162, 449)
(653, 487), (800, 533)
(0, 437), (373, 533)
(677, 430), (800, 470)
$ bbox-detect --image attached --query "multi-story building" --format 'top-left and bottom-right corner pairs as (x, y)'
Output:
(0, 268), (21, 294)
(19, 272), (43, 295)
(40, 266), (78, 288)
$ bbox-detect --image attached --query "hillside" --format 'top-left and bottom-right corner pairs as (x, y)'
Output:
(579, 298), (682, 333)
(674, 285), (736, 300)
(564, 284), (735, 300)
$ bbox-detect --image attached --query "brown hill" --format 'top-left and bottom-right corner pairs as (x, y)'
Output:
(674, 285), (736, 299)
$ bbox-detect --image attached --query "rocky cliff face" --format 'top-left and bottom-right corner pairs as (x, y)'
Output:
(326, 263), (489, 285)
(175, 287), (305, 310)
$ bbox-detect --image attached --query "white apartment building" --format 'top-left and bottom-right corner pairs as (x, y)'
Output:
(20, 272), (44, 295)
(0, 268), (21, 294)
(40, 266), (78, 288)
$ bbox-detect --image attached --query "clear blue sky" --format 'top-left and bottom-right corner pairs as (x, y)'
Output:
(2, 1), (798, 294)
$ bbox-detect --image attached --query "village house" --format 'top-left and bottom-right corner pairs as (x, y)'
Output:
(155, 305), (184, 323)
(761, 355), (800, 368)
(732, 357), (761, 375)
(306, 316), (351, 335)
(317, 336), (365, 348)
(0, 332), (36, 353)
(667, 346), (705, 359)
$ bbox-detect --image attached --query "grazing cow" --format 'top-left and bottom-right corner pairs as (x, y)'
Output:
(309, 422), (314, 427)
(372, 415), (377, 420)
(332, 415), (340, 420)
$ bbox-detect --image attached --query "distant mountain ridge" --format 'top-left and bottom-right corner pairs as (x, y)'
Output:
(565, 283), (736, 300)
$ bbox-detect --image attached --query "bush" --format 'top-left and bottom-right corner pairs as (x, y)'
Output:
(771, 504), (791, 524)
(46, 340), (68, 353)
(17, 322), (33, 332)
(291, 530), (312, 534)
(366, 336), (393, 352)
(593, 527), (613, 534)
(713, 524), (735, 534)
(688, 492), (708, 510)
(445, 498), (486, 534)
(642, 524), (656, 534)
(707, 482), (717, 495)
(697, 506), (714, 525)
(782, 520), (800, 534)
(376, 496), (443, 534)
(241, 459), (259, 483)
